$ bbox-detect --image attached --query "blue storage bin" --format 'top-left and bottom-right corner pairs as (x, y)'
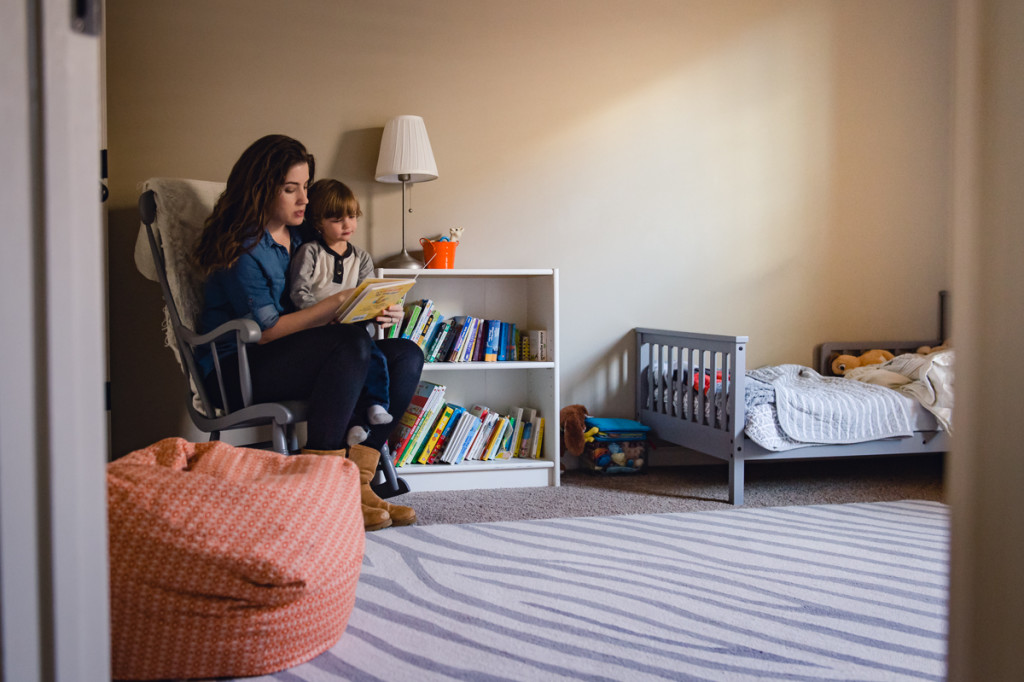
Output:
(579, 417), (650, 474)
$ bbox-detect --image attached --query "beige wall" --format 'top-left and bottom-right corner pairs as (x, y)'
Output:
(105, 0), (953, 455)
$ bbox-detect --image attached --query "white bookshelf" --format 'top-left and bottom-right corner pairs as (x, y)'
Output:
(376, 268), (560, 492)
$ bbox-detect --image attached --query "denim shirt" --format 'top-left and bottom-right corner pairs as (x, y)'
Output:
(196, 225), (308, 377)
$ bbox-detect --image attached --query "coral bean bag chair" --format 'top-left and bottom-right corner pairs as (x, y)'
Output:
(107, 438), (364, 680)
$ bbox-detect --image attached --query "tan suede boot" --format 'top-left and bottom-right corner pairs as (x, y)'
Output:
(347, 444), (417, 526)
(300, 447), (392, 531)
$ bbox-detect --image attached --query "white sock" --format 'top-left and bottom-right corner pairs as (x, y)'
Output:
(346, 425), (369, 446)
(368, 404), (393, 426)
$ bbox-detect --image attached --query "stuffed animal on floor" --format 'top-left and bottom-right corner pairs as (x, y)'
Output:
(560, 404), (594, 456)
(831, 349), (895, 376)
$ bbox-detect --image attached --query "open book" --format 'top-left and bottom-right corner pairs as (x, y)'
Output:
(336, 278), (417, 324)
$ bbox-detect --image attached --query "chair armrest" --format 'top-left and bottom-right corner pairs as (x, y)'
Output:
(178, 318), (262, 347)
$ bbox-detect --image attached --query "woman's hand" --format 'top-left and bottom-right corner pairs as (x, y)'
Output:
(329, 288), (358, 322)
(376, 304), (404, 330)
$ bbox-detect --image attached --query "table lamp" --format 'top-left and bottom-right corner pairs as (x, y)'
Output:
(375, 115), (438, 269)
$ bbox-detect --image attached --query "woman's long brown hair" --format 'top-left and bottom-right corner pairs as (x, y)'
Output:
(196, 135), (315, 276)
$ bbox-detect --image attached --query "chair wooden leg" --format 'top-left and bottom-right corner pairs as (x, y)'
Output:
(271, 425), (289, 455)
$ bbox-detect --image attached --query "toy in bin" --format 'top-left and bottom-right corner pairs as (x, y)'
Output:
(580, 417), (650, 474)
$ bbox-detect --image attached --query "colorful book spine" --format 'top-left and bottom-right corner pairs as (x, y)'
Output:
(483, 320), (501, 362)
(398, 386), (446, 465)
(448, 316), (473, 362)
(531, 416), (545, 458)
(432, 321), (458, 363)
(389, 380), (436, 462)
(497, 321), (510, 361)
(518, 331), (530, 361)
(428, 404), (464, 462)
(391, 381), (445, 465)
(517, 407), (537, 458)
(417, 403), (454, 464)
(400, 303), (422, 339)
(425, 319), (452, 362)
(446, 411), (482, 464)
(408, 299), (434, 343)
(471, 320), (488, 362)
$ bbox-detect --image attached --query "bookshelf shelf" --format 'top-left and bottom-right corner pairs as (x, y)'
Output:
(422, 361), (555, 371)
(377, 267), (560, 491)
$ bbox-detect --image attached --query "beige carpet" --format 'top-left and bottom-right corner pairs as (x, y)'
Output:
(399, 454), (945, 526)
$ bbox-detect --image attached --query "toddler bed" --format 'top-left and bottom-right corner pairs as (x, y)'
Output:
(634, 329), (952, 505)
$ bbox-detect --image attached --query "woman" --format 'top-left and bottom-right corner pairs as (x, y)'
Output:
(195, 134), (423, 530)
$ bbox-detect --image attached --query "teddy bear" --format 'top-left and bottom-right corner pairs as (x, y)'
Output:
(560, 404), (591, 456)
(916, 340), (951, 355)
(831, 349), (895, 376)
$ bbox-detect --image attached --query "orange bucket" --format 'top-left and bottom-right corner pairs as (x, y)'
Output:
(420, 238), (457, 269)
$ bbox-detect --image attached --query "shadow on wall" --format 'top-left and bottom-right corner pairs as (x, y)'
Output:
(107, 206), (195, 459)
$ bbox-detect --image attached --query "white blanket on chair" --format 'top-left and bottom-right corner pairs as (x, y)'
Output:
(745, 364), (914, 451)
(134, 178), (226, 413)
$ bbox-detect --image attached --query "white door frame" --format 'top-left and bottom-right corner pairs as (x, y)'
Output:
(1, 0), (110, 679)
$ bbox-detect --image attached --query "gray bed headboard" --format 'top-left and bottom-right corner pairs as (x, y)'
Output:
(815, 290), (949, 376)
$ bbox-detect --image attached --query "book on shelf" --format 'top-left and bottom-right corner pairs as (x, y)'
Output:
(414, 402), (455, 464)
(471, 320), (488, 362)
(518, 332), (530, 361)
(516, 407), (537, 458)
(400, 302), (423, 339)
(416, 310), (443, 349)
(460, 404), (490, 461)
(483, 320), (501, 362)
(442, 410), (482, 464)
(530, 415), (545, 458)
(335, 278), (416, 324)
(446, 316), (471, 362)
(465, 407), (499, 461)
(483, 415), (513, 460)
(497, 322), (515, 361)
(390, 380), (445, 465)
(508, 406), (525, 457)
(479, 412), (505, 461)
(426, 403), (465, 462)
(408, 299), (435, 343)
(458, 317), (479, 362)
(492, 415), (516, 459)
(525, 329), (549, 361)
(423, 318), (448, 360)
(430, 320), (458, 362)
(398, 390), (446, 466)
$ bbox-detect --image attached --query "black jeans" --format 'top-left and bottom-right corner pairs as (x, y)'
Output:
(204, 324), (423, 451)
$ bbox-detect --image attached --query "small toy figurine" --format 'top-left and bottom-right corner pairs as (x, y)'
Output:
(449, 226), (464, 243)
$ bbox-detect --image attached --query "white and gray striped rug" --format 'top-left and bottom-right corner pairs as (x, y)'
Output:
(240, 500), (948, 681)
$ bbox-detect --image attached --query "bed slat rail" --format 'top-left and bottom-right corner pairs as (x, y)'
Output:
(635, 328), (747, 453)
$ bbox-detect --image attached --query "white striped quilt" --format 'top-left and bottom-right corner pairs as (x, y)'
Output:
(745, 365), (913, 451)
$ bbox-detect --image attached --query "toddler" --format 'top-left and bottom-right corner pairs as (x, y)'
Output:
(290, 179), (394, 445)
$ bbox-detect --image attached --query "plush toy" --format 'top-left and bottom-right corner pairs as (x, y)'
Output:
(831, 349), (895, 376)
(916, 340), (951, 355)
(560, 404), (590, 456)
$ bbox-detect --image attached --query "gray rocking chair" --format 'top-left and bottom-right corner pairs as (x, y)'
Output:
(135, 178), (409, 497)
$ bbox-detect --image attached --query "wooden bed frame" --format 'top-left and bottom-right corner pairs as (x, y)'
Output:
(633, 329), (950, 505)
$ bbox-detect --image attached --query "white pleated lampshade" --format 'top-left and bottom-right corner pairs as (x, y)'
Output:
(375, 115), (438, 183)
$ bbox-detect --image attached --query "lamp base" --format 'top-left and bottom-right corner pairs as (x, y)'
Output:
(377, 249), (424, 270)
